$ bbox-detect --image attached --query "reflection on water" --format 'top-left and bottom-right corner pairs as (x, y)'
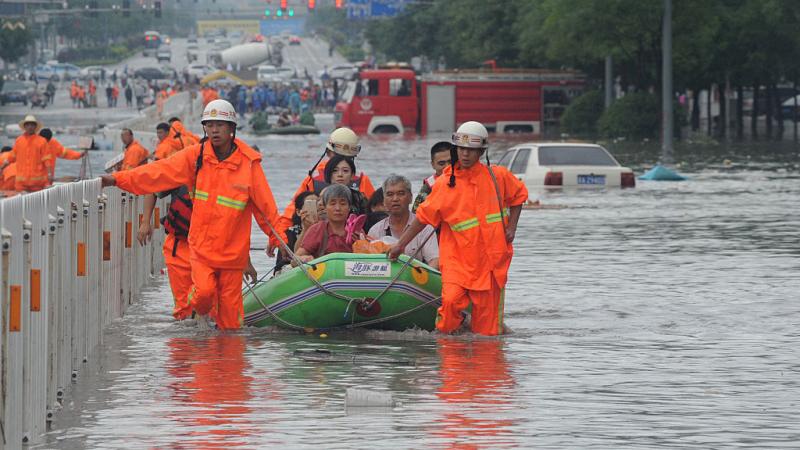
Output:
(166, 336), (254, 449)
(435, 339), (517, 448)
(40, 135), (799, 448)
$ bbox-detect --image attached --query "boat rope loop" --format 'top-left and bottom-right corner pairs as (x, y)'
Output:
(248, 218), (440, 331)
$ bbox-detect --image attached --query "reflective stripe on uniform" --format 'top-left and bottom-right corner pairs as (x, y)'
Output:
(217, 195), (246, 211)
(486, 208), (510, 224)
(451, 217), (479, 232)
(194, 190), (209, 201)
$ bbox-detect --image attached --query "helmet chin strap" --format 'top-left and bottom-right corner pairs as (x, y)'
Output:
(308, 148), (327, 178)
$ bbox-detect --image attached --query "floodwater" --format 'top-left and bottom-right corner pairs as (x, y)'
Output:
(40, 134), (799, 448)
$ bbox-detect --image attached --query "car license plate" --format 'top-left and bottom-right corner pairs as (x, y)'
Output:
(578, 175), (606, 185)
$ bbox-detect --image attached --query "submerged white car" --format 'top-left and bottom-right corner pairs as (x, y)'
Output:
(496, 142), (635, 188)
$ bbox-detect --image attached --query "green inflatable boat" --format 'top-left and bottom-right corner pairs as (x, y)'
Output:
(243, 253), (442, 331)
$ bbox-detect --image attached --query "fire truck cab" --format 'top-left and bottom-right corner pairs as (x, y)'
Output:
(334, 69), (418, 135)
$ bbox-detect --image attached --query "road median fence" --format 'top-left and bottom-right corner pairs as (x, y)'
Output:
(0, 180), (166, 448)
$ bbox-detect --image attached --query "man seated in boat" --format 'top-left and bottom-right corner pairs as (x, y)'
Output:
(368, 174), (439, 269)
(294, 184), (363, 264)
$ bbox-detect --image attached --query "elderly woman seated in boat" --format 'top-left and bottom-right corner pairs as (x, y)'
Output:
(323, 154), (368, 215)
(294, 184), (364, 264)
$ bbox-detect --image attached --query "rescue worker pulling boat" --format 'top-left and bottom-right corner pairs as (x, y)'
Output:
(100, 99), (287, 330)
(388, 121), (528, 336)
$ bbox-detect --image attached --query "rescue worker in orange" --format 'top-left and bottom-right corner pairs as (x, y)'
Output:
(0, 146), (16, 191)
(168, 117), (200, 149)
(154, 122), (177, 160)
(70, 81), (79, 108)
(201, 86), (219, 107)
(76, 85), (85, 108)
(119, 128), (150, 171)
(388, 121), (528, 336)
(7, 115), (52, 192)
(88, 79), (97, 107)
(100, 99), (287, 330)
(270, 127), (375, 254)
(39, 128), (86, 182)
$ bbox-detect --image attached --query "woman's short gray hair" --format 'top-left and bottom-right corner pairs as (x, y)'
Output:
(382, 174), (412, 193)
(320, 184), (352, 206)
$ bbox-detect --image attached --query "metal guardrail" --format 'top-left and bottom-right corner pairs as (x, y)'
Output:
(0, 180), (165, 448)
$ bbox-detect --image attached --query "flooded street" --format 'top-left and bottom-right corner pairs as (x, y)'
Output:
(37, 135), (799, 448)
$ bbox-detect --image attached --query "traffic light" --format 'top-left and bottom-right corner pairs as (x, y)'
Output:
(154, 0), (161, 18)
(264, 8), (271, 16)
(288, 8), (294, 16)
(280, 0), (287, 10)
(335, 0), (344, 9)
(276, 9), (283, 17)
(122, 0), (130, 17)
(308, 0), (315, 9)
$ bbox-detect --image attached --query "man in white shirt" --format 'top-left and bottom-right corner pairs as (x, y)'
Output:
(368, 174), (439, 269)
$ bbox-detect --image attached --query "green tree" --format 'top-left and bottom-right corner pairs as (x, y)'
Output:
(560, 90), (604, 135)
(0, 25), (33, 64)
(598, 92), (660, 139)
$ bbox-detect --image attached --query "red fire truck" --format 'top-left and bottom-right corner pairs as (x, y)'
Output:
(334, 68), (586, 136)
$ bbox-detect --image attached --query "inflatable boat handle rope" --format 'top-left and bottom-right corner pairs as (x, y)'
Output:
(244, 217), (440, 331)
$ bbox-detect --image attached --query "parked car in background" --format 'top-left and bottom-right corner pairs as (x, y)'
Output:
(34, 64), (55, 81)
(186, 44), (200, 63)
(34, 62), (80, 81)
(289, 36), (301, 46)
(80, 65), (106, 80)
(156, 45), (172, 63)
(780, 94), (800, 119)
(1, 80), (33, 105)
(134, 67), (171, 81)
(257, 64), (279, 83)
(275, 66), (297, 81)
(183, 64), (215, 80)
(496, 142), (636, 188)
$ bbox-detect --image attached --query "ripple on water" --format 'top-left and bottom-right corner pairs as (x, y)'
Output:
(41, 137), (800, 449)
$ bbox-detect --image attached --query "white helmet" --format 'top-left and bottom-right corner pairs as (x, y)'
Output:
(326, 127), (361, 157)
(201, 99), (238, 126)
(451, 121), (488, 149)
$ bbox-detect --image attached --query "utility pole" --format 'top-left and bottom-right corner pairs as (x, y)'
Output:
(661, 0), (674, 164)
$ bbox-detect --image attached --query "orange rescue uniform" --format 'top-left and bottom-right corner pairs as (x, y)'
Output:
(120, 140), (150, 171)
(44, 138), (83, 178)
(154, 138), (179, 161)
(9, 134), (52, 192)
(163, 233), (193, 320)
(113, 138), (287, 329)
(276, 158), (376, 235)
(415, 162), (527, 335)
(170, 120), (200, 149)
(1, 152), (16, 191)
